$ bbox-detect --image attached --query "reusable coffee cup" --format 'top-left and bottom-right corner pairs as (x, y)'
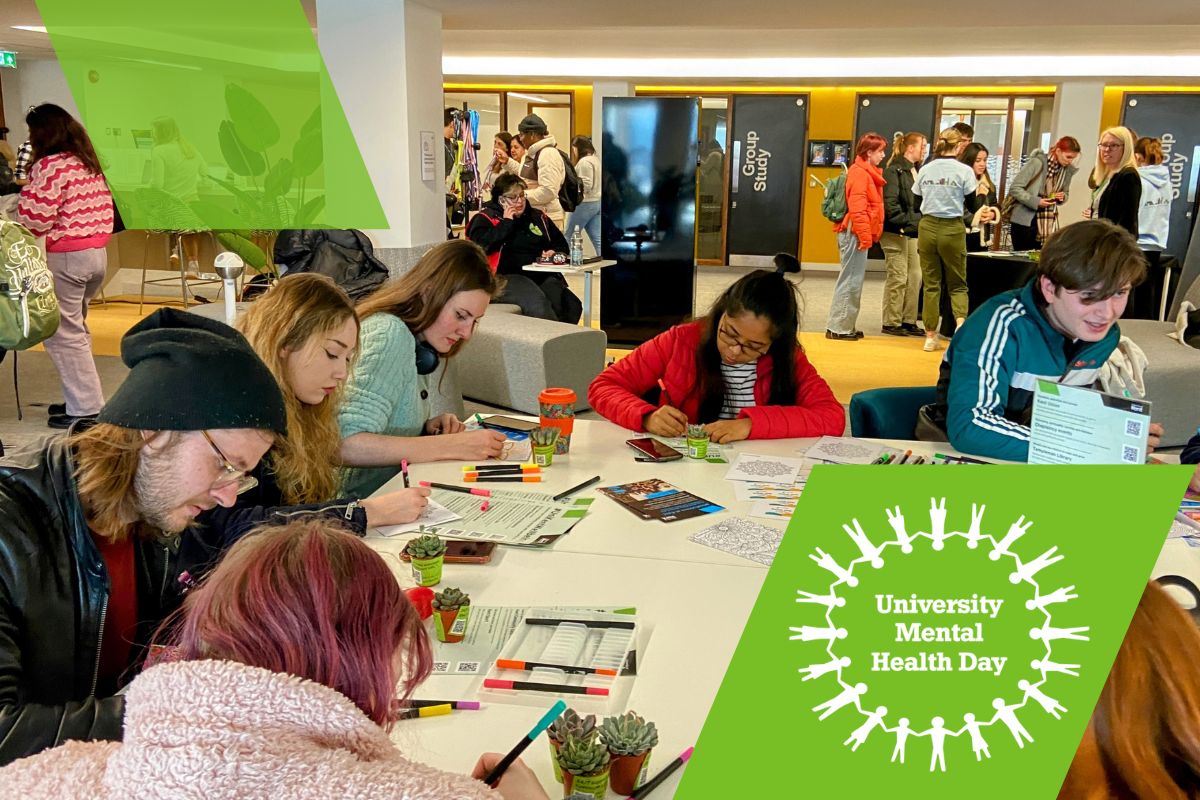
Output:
(539, 387), (576, 454)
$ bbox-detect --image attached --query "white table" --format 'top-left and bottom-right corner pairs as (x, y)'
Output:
(370, 544), (764, 797)
(524, 259), (615, 327)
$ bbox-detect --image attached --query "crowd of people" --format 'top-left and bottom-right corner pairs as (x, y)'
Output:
(0, 101), (1197, 797)
(823, 122), (1172, 352)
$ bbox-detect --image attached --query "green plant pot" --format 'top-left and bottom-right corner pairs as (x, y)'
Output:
(533, 443), (555, 467)
(548, 737), (564, 783)
(561, 766), (609, 799)
(410, 554), (444, 587)
(687, 437), (709, 459)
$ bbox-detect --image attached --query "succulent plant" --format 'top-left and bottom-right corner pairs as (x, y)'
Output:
(547, 707), (597, 744)
(530, 426), (561, 448)
(405, 534), (446, 560)
(599, 711), (659, 755)
(686, 424), (708, 440)
(556, 733), (611, 776)
(433, 587), (470, 611)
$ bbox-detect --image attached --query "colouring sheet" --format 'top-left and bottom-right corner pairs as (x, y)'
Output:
(724, 452), (806, 484)
(688, 516), (785, 566)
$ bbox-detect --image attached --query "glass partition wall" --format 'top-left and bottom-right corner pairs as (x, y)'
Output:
(938, 95), (1054, 202)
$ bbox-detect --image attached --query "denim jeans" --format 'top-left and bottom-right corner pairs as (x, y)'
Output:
(825, 228), (868, 335)
(566, 200), (601, 253)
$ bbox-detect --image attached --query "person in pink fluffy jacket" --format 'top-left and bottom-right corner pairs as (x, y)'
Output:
(0, 520), (547, 800)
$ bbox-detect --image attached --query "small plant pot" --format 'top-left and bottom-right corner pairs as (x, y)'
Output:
(434, 604), (470, 643)
(409, 554), (444, 587)
(686, 436), (709, 459)
(609, 750), (652, 794)
(561, 767), (609, 799)
(533, 442), (556, 467)
(547, 737), (564, 783)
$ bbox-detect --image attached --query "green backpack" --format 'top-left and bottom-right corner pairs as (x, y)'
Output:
(0, 220), (59, 350)
(820, 168), (849, 223)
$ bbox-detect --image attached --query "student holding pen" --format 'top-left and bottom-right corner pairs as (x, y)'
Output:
(0, 520), (549, 799)
(588, 255), (845, 443)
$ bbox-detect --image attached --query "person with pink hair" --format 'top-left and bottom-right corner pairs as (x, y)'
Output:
(0, 520), (548, 800)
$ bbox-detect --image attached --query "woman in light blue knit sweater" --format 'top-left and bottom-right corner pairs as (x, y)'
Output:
(339, 240), (508, 496)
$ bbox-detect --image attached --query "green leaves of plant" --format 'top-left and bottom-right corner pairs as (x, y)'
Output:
(225, 83), (280, 152)
(218, 120), (265, 177)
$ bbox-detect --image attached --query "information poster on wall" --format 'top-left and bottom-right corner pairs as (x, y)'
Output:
(728, 95), (807, 262)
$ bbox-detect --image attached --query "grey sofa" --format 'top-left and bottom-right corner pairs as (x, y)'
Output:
(1121, 318), (1200, 448)
(455, 307), (607, 414)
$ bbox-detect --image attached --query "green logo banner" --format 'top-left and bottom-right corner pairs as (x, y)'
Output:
(677, 465), (1191, 798)
(35, 0), (386, 234)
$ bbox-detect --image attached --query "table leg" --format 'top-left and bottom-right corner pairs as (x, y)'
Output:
(583, 271), (593, 328)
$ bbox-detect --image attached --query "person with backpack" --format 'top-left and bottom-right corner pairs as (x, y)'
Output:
(465, 173), (581, 322)
(824, 132), (887, 341)
(16, 103), (114, 428)
(516, 114), (581, 228)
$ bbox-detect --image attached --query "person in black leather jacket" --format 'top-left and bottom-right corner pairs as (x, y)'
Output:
(0, 308), (287, 766)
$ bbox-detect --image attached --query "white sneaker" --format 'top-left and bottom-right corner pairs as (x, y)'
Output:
(923, 337), (939, 352)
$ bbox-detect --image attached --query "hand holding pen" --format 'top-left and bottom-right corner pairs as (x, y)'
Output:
(644, 380), (688, 437)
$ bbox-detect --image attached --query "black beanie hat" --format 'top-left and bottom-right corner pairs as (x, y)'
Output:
(97, 308), (287, 435)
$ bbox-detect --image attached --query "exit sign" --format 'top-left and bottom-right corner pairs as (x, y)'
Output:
(0, 52), (15, 69)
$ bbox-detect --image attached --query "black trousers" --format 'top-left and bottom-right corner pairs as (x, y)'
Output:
(1010, 220), (1041, 251)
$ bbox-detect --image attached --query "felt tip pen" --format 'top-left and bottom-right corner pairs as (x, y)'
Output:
(552, 475), (601, 502)
(897, 450), (911, 464)
(481, 700), (567, 787)
(464, 475), (543, 483)
(483, 679), (610, 696)
(628, 746), (694, 799)
(657, 378), (673, 406)
(398, 699), (482, 710)
(473, 413), (485, 425)
(394, 703), (452, 720)
(401, 459), (410, 489)
(911, 456), (926, 465)
(524, 617), (636, 629)
(462, 464), (540, 472)
(420, 480), (491, 497)
(495, 658), (619, 676)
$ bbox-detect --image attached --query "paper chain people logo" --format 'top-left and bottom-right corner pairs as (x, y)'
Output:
(790, 499), (1084, 772)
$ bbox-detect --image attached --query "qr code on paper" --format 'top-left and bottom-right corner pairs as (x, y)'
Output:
(431, 660), (451, 673)
(1124, 419), (1144, 437)
(455, 661), (482, 674)
(1121, 445), (1139, 464)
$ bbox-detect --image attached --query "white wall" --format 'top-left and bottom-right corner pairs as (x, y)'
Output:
(1050, 80), (1105, 225)
(2, 57), (76, 146)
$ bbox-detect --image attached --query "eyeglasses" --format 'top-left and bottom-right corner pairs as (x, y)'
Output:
(1097, 142), (1123, 151)
(717, 321), (770, 357)
(201, 430), (258, 495)
(500, 192), (526, 203)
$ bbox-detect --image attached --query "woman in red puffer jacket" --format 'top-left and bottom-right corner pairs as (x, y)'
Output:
(824, 132), (887, 340)
(589, 256), (845, 443)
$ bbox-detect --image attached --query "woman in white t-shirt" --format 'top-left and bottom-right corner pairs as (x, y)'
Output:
(911, 127), (977, 352)
(568, 135), (602, 253)
(151, 116), (208, 276)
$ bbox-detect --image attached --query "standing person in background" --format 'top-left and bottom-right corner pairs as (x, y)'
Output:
(150, 116), (207, 281)
(881, 132), (927, 337)
(509, 133), (527, 170)
(516, 114), (566, 229)
(824, 132), (887, 341)
(0, 127), (15, 170)
(960, 143), (998, 253)
(12, 137), (33, 186)
(911, 127), (975, 353)
(1086, 126), (1141, 239)
(16, 103), (114, 428)
(568, 135), (601, 253)
(482, 132), (518, 194)
(1006, 137), (1082, 251)
(1132, 136), (1172, 319)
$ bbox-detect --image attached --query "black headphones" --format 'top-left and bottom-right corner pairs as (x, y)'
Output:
(414, 340), (440, 375)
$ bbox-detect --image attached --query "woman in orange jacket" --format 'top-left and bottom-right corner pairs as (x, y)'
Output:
(825, 132), (887, 340)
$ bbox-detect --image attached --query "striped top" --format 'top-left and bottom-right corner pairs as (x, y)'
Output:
(719, 360), (759, 419)
(16, 153), (114, 252)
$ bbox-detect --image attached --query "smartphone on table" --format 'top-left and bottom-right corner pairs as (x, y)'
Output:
(480, 415), (540, 433)
(626, 438), (684, 462)
(400, 540), (496, 564)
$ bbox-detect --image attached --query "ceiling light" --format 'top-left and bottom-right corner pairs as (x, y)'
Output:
(443, 55), (1200, 79)
(507, 91), (549, 102)
(11, 25), (47, 33)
